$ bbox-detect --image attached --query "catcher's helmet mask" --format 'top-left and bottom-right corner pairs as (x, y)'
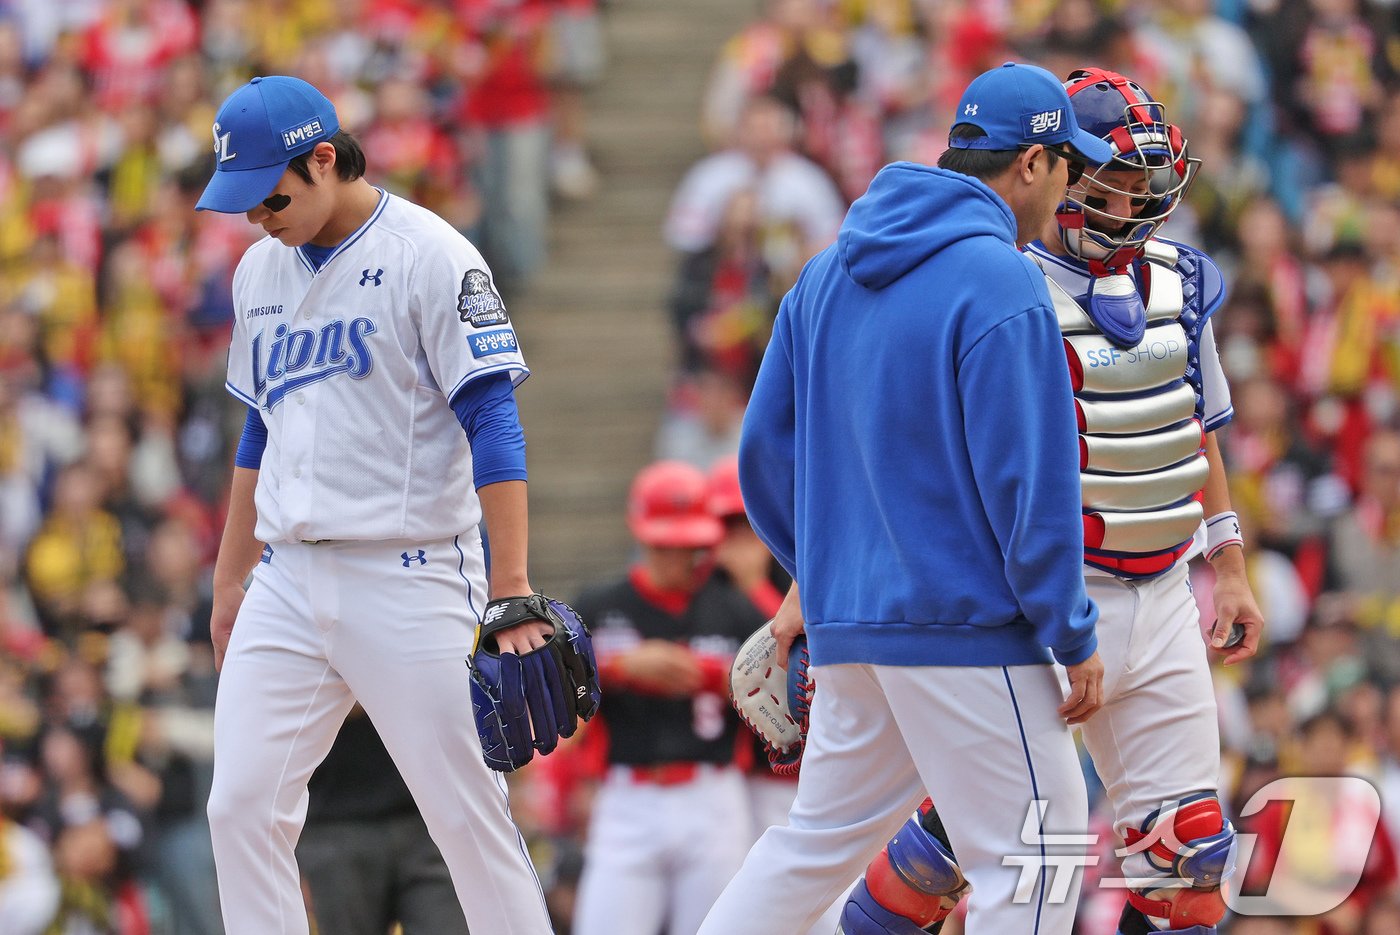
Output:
(1056, 68), (1201, 271)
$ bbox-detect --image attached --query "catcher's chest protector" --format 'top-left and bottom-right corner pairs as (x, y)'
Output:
(1048, 241), (1211, 564)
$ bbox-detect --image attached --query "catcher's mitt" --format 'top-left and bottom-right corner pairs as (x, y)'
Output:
(730, 621), (814, 776)
(470, 594), (602, 772)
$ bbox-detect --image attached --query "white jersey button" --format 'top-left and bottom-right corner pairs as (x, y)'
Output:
(296, 394), (306, 405)
(293, 468), (302, 478)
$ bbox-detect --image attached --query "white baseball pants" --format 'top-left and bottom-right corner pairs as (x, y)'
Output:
(1077, 562), (1222, 882)
(206, 536), (552, 935)
(697, 662), (1090, 935)
(573, 764), (753, 935)
(745, 774), (850, 935)
(747, 773), (801, 844)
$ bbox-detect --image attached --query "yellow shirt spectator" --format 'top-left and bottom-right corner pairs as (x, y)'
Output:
(246, 0), (336, 71)
(3, 234), (98, 372)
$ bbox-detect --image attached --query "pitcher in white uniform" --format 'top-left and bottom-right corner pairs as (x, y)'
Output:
(195, 76), (554, 935)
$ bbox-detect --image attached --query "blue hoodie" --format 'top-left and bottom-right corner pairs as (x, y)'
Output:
(739, 162), (1098, 668)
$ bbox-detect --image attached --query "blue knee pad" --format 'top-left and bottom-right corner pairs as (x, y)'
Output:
(1135, 793), (1237, 890)
(1176, 821), (1236, 889)
(839, 878), (936, 935)
(888, 814), (964, 896)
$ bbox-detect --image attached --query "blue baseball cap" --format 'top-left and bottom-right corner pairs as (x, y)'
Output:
(948, 62), (1113, 166)
(196, 76), (340, 213)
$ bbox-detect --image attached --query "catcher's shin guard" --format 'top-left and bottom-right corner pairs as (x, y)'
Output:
(840, 879), (944, 935)
(840, 801), (968, 935)
(1120, 794), (1234, 932)
(1116, 902), (1216, 935)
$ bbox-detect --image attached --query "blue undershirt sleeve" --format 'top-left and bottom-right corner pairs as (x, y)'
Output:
(234, 406), (267, 469)
(450, 373), (528, 488)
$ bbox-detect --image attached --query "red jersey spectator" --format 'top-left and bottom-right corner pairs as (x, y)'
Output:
(80, 0), (198, 111)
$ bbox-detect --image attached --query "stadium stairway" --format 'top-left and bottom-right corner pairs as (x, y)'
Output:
(510, 0), (747, 596)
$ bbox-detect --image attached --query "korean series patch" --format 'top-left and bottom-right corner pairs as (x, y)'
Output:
(458, 269), (509, 328)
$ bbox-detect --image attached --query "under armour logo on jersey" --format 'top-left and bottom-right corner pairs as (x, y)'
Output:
(212, 122), (236, 163)
(964, 104), (978, 116)
(401, 550), (427, 567)
(360, 268), (383, 287)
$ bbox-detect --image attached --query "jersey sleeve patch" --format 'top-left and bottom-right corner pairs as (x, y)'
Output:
(469, 328), (520, 359)
(457, 269), (510, 328)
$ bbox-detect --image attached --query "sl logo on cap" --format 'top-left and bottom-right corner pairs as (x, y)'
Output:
(212, 123), (236, 163)
(1025, 109), (1063, 137)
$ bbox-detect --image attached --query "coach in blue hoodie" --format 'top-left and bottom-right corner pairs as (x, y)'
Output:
(699, 64), (1112, 935)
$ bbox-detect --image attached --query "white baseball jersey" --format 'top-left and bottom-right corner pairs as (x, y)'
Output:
(224, 191), (527, 544)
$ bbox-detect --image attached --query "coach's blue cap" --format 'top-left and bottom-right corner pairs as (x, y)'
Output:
(948, 62), (1112, 166)
(196, 76), (340, 213)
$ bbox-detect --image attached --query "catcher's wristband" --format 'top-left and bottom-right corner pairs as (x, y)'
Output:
(1204, 511), (1243, 561)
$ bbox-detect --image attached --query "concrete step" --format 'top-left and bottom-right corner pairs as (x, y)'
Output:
(511, 0), (753, 595)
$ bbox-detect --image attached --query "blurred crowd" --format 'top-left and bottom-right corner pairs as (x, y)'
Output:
(4, 0), (1400, 932)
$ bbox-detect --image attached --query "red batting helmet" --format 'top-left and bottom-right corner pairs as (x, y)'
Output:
(628, 461), (724, 548)
(706, 455), (746, 518)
